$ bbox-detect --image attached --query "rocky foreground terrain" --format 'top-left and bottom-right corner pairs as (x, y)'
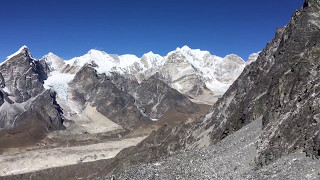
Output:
(104, 118), (320, 180)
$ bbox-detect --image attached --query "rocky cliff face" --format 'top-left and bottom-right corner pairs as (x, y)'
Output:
(185, 0), (320, 165)
(0, 46), (64, 142)
(256, 0), (320, 165)
(68, 64), (200, 130)
(0, 46), (46, 103)
(97, 0), (320, 174)
(132, 73), (199, 119)
(69, 65), (144, 130)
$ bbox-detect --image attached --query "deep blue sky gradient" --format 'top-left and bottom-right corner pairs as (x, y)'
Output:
(0, 0), (303, 61)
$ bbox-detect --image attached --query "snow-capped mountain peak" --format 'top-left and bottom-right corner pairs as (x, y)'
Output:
(8, 45), (259, 104)
(46, 52), (57, 57)
(179, 45), (192, 51)
(88, 49), (104, 55)
(65, 49), (114, 74)
(171, 46), (209, 57)
(43, 52), (66, 71)
(65, 49), (141, 75)
(5, 45), (31, 60)
(223, 54), (245, 64)
(0, 45), (34, 66)
(143, 51), (162, 60)
(141, 52), (164, 68)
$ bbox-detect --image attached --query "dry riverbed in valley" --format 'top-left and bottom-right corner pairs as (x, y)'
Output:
(0, 136), (146, 176)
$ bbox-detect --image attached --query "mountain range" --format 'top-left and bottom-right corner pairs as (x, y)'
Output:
(1, 0), (319, 179)
(42, 45), (257, 105)
(0, 44), (256, 154)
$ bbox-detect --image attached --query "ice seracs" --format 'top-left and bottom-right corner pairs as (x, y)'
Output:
(43, 71), (75, 100)
(42, 52), (75, 101)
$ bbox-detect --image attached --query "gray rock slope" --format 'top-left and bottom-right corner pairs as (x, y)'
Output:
(105, 118), (320, 180)
(96, 0), (320, 176)
(0, 46), (65, 146)
(69, 65), (200, 130)
(110, 73), (199, 120)
(69, 65), (144, 130)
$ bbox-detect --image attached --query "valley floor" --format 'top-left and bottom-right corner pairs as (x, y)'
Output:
(2, 117), (320, 180)
(0, 104), (210, 179)
(0, 136), (146, 176)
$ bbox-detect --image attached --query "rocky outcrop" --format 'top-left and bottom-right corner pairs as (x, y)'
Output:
(133, 74), (200, 119)
(0, 46), (47, 103)
(0, 46), (65, 134)
(246, 52), (260, 65)
(255, 0), (320, 165)
(0, 72), (5, 88)
(12, 90), (65, 131)
(0, 91), (4, 106)
(69, 65), (144, 130)
(69, 65), (200, 130)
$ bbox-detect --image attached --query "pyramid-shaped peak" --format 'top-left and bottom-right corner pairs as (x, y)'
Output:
(5, 45), (32, 61)
(15, 45), (30, 55)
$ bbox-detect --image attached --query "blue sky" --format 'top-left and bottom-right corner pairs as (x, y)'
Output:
(0, 0), (303, 61)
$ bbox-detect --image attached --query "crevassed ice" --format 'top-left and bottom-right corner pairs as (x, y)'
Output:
(43, 71), (75, 100)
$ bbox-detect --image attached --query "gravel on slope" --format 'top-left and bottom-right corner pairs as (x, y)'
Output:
(244, 151), (320, 180)
(103, 117), (262, 180)
(103, 117), (320, 180)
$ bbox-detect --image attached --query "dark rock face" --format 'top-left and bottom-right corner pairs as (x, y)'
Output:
(0, 91), (4, 106)
(132, 74), (200, 119)
(0, 72), (5, 88)
(13, 90), (65, 131)
(192, 1), (320, 166)
(0, 47), (64, 134)
(0, 48), (47, 103)
(256, 1), (320, 165)
(69, 66), (144, 130)
(69, 65), (200, 130)
(98, 0), (320, 174)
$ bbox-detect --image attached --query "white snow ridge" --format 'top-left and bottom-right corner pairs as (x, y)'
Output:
(42, 46), (259, 104)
